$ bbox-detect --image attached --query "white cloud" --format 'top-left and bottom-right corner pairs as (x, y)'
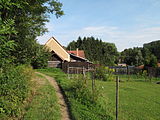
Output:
(37, 25), (160, 51)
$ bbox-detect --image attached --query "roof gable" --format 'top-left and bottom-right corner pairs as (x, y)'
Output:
(45, 37), (70, 62)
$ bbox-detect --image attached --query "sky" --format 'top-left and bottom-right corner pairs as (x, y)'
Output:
(37, 0), (160, 51)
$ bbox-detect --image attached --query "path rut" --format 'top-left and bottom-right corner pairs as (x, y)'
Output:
(36, 72), (71, 120)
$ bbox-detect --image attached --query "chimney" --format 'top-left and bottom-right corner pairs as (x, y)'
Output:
(76, 48), (79, 56)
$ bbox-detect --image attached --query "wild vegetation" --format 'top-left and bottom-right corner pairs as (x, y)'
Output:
(95, 66), (115, 81)
(0, 0), (63, 119)
(0, 65), (33, 119)
(67, 36), (119, 66)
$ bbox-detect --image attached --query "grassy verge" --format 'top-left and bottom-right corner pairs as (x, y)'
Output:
(37, 68), (113, 120)
(23, 73), (60, 120)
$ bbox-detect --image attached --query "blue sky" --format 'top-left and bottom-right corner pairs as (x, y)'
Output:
(37, 0), (160, 51)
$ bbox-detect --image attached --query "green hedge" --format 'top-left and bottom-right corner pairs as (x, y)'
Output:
(0, 65), (33, 119)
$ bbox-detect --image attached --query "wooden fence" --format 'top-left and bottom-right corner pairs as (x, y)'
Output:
(109, 66), (142, 75)
(147, 67), (160, 77)
(109, 66), (160, 77)
(62, 62), (95, 74)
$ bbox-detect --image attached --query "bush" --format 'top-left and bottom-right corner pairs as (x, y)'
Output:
(0, 65), (33, 119)
(95, 66), (114, 81)
(71, 76), (99, 105)
(31, 45), (50, 69)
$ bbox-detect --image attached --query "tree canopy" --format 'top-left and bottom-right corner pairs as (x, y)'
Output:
(120, 46), (158, 67)
(0, 0), (64, 69)
(67, 36), (119, 66)
(143, 40), (160, 61)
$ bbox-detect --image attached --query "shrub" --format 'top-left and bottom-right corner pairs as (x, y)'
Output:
(0, 65), (33, 118)
(31, 45), (50, 69)
(95, 66), (114, 81)
(142, 70), (148, 80)
(71, 76), (99, 105)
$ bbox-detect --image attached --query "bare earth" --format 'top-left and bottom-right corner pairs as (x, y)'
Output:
(35, 72), (70, 120)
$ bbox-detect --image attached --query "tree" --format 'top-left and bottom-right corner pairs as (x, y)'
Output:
(121, 47), (143, 66)
(149, 55), (157, 67)
(143, 40), (160, 60)
(0, 0), (64, 66)
(31, 45), (50, 69)
(121, 46), (158, 67)
(141, 47), (158, 67)
(67, 36), (118, 65)
(0, 18), (16, 69)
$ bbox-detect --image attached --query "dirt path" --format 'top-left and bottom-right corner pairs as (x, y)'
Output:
(35, 72), (71, 120)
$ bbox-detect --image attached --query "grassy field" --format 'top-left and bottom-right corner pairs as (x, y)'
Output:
(37, 68), (160, 120)
(96, 78), (160, 120)
(23, 74), (60, 120)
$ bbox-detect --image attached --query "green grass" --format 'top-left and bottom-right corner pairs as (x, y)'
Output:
(23, 74), (60, 120)
(96, 77), (160, 120)
(37, 68), (160, 120)
(37, 68), (113, 120)
(118, 74), (160, 82)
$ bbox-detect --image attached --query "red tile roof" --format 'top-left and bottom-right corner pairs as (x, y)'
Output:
(137, 65), (144, 69)
(67, 50), (85, 58)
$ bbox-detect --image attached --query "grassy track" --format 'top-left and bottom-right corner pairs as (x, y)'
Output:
(23, 74), (60, 120)
(37, 68), (113, 120)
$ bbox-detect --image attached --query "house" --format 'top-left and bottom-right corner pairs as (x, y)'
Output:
(118, 63), (127, 67)
(136, 65), (144, 69)
(45, 37), (90, 69)
(67, 49), (85, 58)
(68, 49), (87, 62)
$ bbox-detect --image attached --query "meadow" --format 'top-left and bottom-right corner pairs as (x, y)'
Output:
(96, 75), (160, 120)
(37, 68), (160, 120)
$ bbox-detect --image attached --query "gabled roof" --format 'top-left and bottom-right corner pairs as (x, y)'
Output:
(45, 37), (70, 62)
(67, 50), (85, 58)
(137, 65), (144, 69)
(70, 53), (91, 63)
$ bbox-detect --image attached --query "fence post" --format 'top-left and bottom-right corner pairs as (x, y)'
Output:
(92, 75), (94, 91)
(76, 68), (78, 79)
(67, 63), (70, 79)
(116, 76), (119, 120)
(83, 67), (86, 78)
